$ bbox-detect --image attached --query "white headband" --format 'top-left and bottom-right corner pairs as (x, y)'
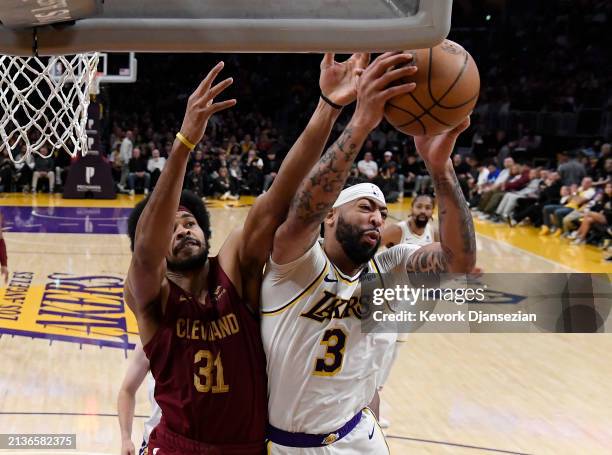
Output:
(332, 183), (386, 209)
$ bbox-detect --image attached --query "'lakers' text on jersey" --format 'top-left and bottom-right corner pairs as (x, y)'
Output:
(261, 242), (419, 434)
(143, 257), (267, 449)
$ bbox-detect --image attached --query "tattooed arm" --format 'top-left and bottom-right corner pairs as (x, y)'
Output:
(272, 52), (418, 264)
(406, 118), (476, 273)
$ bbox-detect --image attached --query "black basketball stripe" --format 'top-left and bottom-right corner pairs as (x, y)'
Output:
(387, 102), (427, 135)
(389, 47), (478, 131)
(408, 93), (453, 126)
(427, 48), (472, 109)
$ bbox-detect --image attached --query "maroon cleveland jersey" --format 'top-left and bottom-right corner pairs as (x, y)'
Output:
(143, 256), (267, 452)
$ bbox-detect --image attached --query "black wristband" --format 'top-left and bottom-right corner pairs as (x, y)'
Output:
(320, 93), (343, 110)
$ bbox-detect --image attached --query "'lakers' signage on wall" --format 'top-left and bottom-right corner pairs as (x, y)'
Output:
(0, 271), (137, 350)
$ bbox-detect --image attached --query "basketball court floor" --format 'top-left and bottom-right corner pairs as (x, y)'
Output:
(1, 193), (611, 454)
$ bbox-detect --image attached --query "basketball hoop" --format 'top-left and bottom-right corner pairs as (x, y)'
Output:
(0, 53), (99, 163)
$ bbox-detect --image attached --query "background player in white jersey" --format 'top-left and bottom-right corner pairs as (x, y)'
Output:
(261, 52), (476, 454)
(382, 194), (438, 248)
(378, 194), (437, 428)
(117, 344), (161, 455)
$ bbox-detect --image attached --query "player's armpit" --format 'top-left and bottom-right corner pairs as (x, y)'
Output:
(405, 242), (449, 273)
(270, 217), (320, 266)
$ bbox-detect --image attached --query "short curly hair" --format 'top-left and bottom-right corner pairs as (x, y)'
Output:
(127, 190), (212, 252)
(412, 194), (436, 208)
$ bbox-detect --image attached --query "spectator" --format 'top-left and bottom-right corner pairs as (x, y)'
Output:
(381, 151), (404, 197)
(376, 160), (400, 203)
(11, 145), (34, 192)
(262, 150), (280, 192)
(127, 147), (151, 196)
(147, 148), (166, 189)
(228, 158), (244, 194)
(480, 163), (529, 217)
(469, 160), (498, 206)
(593, 158), (612, 186)
(53, 148), (71, 191)
(184, 161), (206, 197)
(570, 183), (612, 245)
(31, 148), (55, 193)
(243, 149), (264, 195)
(453, 154), (473, 199)
(494, 168), (541, 221)
(119, 130), (134, 191)
(557, 151), (586, 186)
(0, 150), (12, 192)
(109, 145), (123, 186)
(401, 154), (421, 196)
(476, 157), (514, 211)
(511, 171), (563, 227)
(213, 166), (238, 201)
(357, 152), (378, 181)
(561, 177), (600, 237)
(541, 177), (596, 236)
(240, 134), (256, 155)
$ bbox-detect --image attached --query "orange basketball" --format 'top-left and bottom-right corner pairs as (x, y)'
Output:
(384, 39), (480, 136)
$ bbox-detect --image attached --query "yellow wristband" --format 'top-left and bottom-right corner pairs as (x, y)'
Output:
(176, 132), (196, 150)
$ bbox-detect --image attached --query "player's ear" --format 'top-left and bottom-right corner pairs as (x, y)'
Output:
(324, 208), (337, 227)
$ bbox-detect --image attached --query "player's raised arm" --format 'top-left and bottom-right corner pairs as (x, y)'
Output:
(235, 53), (368, 271)
(272, 52), (417, 264)
(125, 62), (235, 317)
(405, 119), (477, 273)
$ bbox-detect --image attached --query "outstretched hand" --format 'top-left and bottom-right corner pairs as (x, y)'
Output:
(319, 53), (370, 107)
(179, 62), (237, 147)
(414, 116), (471, 171)
(351, 51), (417, 133)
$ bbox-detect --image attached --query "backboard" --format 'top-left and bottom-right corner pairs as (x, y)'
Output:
(0, 0), (453, 56)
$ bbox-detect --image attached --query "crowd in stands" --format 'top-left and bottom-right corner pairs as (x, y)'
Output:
(0, 0), (610, 260)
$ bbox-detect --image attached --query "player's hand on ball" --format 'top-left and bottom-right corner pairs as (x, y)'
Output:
(120, 438), (135, 455)
(413, 116), (471, 171)
(179, 61), (237, 147)
(319, 53), (370, 107)
(352, 51), (417, 132)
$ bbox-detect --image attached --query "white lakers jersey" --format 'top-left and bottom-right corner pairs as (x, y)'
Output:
(261, 242), (419, 434)
(143, 372), (161, 443)
(398, 219), (435, 246)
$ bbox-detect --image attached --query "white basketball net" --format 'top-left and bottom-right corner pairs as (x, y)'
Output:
(0, 53), (99, 163)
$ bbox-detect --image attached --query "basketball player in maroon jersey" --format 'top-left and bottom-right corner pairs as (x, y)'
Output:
(125, 56), (369, 454)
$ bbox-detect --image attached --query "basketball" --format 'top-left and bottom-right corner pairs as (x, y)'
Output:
(384, 39), (480, 136)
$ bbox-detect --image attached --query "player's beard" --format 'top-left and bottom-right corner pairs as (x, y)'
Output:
(167, 239), (209, 272)
(335, 214), (380, 265)
(414, 215), (429, 228)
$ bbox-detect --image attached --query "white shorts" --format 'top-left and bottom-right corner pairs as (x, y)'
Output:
(266, 409), (389, 455)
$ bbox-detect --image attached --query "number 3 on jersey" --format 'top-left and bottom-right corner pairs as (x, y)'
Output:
(313, 328), (347, 376)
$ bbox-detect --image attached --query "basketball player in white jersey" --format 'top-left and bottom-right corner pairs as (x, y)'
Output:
(117, 344), (161, 455)
(381, 194), (438, 248)
(261, 52), (476, 453)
